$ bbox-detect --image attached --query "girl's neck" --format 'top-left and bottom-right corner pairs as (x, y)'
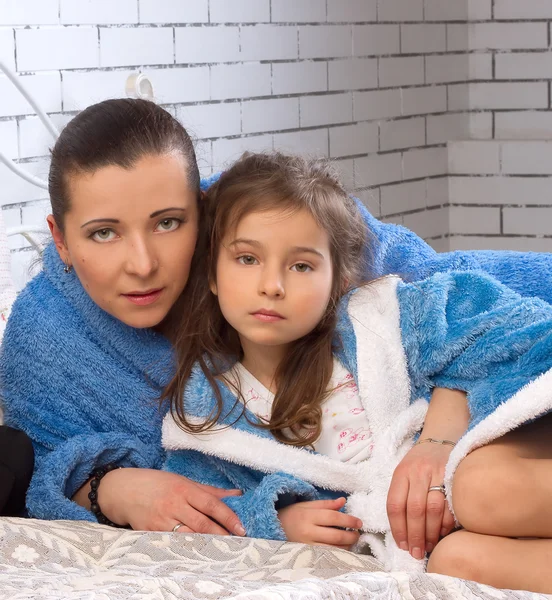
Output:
(239, 338), (289, 393)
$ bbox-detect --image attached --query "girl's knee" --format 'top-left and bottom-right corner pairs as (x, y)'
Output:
(427, 530), (483, 582)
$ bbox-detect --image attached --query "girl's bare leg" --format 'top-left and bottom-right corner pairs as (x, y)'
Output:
(427, 530), (552, 594)
(427, 412), (552, 593)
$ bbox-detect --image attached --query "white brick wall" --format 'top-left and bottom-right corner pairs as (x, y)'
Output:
(1, 0), (551, 290)
(444, 3), (552, 253)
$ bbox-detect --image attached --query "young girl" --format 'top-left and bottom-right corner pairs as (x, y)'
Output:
(159, 151), (552, 592)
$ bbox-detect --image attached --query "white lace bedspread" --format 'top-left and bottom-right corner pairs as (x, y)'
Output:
(0, 517), (545, 599)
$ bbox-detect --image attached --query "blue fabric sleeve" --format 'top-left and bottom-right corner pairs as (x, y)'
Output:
(164, 449), (318, 540)
(223, 473), (318, 540)
(397, 271), (552, 428)
(28, 433), (162, 522)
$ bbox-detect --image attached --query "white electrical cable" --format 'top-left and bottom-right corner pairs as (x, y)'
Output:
(0, 60), (59, 139)
(0, 60), (54, 189)
(0, 150), (48, 189)
(6, 226), (49, 253)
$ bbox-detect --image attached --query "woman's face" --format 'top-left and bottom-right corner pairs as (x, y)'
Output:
(48, 153), (199, 329)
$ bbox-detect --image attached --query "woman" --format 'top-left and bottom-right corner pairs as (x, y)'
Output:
(1, 98), (244, 535)
(1, 98), (551, 546)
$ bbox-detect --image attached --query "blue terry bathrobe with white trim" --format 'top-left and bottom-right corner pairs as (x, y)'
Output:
(1, 177), (552, 529)
(163, 272), (552, 571)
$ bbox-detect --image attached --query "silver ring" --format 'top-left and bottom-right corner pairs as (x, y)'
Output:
(428, 485), (446, 495)
(172, 523), (184, 533)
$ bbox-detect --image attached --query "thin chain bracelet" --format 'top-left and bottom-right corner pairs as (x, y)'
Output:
(415, 437), (456, 447)
(88, 464), (125, 528)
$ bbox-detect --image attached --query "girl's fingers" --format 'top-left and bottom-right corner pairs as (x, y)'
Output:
(303, 497), (347, 510)
(425, 487), (446, 553)
(406, 472), (432, 560)
(315, 509), (363, 530)
(387, 473), (410, 552)
(315, 526), (361, 547)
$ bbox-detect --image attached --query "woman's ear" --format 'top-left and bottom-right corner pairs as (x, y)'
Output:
(46, 215), (70, 265)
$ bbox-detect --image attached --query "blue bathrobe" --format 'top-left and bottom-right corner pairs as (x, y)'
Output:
(1, 179), (551, 524)
(163, 273), (552, 570)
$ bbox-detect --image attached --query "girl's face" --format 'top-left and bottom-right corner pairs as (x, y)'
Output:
(48, 153), (199, 329)
(212, 207), (334, 356)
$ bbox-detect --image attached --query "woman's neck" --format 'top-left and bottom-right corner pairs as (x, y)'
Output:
(239, 338), (289, 393)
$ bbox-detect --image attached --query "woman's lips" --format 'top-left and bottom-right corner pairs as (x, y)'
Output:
(122, 289), (164, 306)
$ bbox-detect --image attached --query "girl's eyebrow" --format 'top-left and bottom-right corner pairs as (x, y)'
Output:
(228, 239), (325, 259)
(228, 238), (262, 248)
(291, 246), (325, 259)
(81, 207), (187, 229)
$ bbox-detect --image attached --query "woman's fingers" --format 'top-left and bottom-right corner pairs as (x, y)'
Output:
(187, 486), (246, 536)
(172, 523), (194, 534)
(406, 472), (432, 560)
(425, 487), (446, 553)
(193, 481), (243, 499)
(177, 503), (235, 536)
(387, 473), (410, 551)
(440, 503), (456, 538)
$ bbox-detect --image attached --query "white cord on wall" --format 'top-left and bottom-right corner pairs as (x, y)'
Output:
(0, 59), (54, 190)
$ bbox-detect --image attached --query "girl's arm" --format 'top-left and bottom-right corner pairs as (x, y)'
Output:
(387, 388), (469, 559)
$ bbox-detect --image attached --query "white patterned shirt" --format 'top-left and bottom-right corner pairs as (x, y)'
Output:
(225, 360), (374, 464)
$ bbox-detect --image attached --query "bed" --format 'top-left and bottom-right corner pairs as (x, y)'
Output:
(0, 516), (546, 599)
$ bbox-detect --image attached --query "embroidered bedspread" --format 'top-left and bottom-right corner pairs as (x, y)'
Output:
(0, 517), (545, 599)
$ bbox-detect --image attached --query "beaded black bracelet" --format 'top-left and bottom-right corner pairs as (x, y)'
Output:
(88, 464), (124, 528)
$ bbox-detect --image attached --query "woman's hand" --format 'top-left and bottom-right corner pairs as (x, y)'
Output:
(80, 468), (246, 536)
(387, 442), (455, 559)
(278, 497), (362, 549)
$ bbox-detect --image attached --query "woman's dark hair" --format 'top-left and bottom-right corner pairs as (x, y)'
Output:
(49, 98), (200, 231)
(163, 151), (369, 448)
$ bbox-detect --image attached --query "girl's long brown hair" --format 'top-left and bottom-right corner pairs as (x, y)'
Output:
(162, 152), (368, 447)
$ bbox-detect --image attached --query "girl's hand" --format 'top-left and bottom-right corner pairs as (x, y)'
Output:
(278, 497), (362, 549)
(92, 468), (246, 536)
(387, 443), (456, 559)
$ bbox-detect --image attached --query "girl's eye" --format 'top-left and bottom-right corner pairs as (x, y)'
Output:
(91, 228), (115, 242)
(291, 263), (312, 273)
(156, 218), (180, 232)
(238, 255), (258, 266)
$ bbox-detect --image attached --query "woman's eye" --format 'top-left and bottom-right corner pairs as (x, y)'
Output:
(157, 218), (180, 232)
(91, 229), (115, 242)
(291, 263), (312, 273)
(238, 255), (258, 266)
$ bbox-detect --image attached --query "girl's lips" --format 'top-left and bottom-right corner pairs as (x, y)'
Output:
(123, 289), (164, 306)
(252, 310), (285, 323)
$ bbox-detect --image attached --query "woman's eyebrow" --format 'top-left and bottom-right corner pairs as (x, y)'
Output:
(149, 207), (188, 218)
(81, 218), (119, 229)
(81, 208), (188, 228)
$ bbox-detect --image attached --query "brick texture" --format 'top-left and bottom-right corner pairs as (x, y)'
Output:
(1, 0), (551, 290)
